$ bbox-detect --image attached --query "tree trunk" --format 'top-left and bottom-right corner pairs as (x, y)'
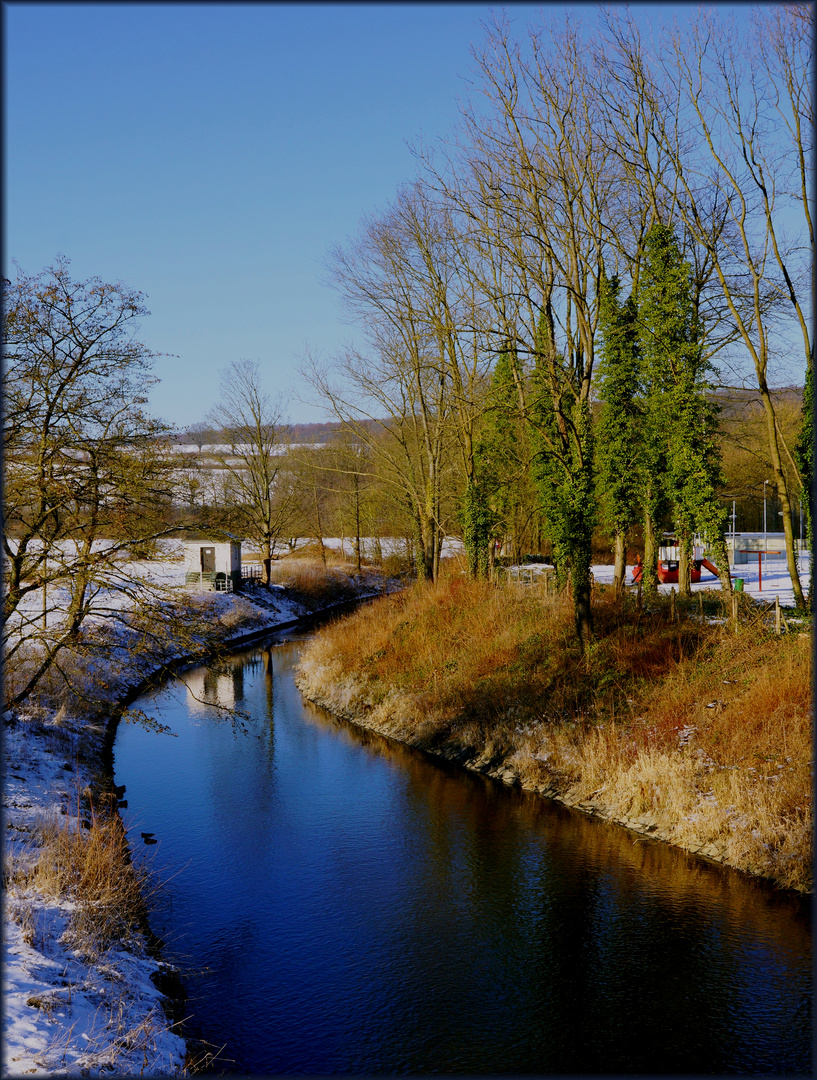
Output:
(643, 510), (659, 594)
(260, 531), (272, 588)
(414, 512), (433, 581)
(573, 561), (593, 651)
(710, 534), (733, 594)
(354, 474), (362, 572)
(760, 388), (806, 609)
(612, 529), (627, 596)
(314, 489), (327, 567)
(678, 531), (692, 598)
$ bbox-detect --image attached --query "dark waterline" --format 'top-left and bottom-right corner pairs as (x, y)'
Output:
(115, 629), (812, 1075)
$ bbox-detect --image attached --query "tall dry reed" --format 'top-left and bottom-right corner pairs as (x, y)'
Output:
(29, 805), (150, 959)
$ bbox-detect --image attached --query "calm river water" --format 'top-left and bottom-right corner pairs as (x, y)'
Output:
(114, 627), (812, 1075)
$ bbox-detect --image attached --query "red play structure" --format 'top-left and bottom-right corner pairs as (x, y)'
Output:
(631, 556), (719, 585)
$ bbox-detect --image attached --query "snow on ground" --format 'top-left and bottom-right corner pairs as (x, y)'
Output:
(3, 543), (809, 1076)
(590, 553), (811, 610)
(3, 911), (185, 1076)
(3, 700), (190, 1076)
(3, 548), (393, 1077)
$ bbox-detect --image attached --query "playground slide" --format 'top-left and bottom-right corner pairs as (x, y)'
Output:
(700, 558), (719, 577)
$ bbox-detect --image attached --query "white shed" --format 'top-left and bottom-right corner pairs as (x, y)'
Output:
(184, 537), (242, 591)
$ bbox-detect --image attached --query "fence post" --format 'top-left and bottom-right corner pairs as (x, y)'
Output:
(775, 595), (781, 635)
(670, 587), (676, 622)
(698, 592), (703, 620)
(732, 592), (739, 631)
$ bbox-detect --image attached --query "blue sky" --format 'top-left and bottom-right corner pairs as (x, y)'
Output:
(5, 2), (775, 429)
(7, 2), (524, 428)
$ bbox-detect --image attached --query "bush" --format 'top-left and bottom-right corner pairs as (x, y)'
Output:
(269, 556), (387, 610)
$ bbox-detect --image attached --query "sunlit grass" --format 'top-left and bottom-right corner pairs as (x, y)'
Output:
(298, 575), (812, 891)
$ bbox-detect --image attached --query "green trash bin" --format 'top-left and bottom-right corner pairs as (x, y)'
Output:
(734, 578), (744, 592)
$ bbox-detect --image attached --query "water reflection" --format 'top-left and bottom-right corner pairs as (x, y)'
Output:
(115, 634), (812, 1076)
(183, 662), (245, 712)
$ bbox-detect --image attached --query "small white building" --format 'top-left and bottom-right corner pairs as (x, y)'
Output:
(184, 536), (242, 591)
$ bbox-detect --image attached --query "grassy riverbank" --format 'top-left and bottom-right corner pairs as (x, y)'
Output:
(296, 576), (813, 892)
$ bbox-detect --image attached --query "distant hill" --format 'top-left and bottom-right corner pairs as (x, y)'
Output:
(710, 385), (803, 419)
(174, 387), (804, 444)
(175, 419), (384, 445)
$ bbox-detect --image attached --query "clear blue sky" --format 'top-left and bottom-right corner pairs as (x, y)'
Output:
(5, 2), (771, 430)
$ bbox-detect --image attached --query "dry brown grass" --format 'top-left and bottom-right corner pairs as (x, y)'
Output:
(268, 555), (387, 610)
(298, 577), (813, 891)
(28, 804), (150, 959)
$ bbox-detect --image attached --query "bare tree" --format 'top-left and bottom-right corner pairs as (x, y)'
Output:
(314, 182), (485, 581)
(206, 361), (294, 586)
(2, 259), (179, 706)
(186, 421), (212, 452)
(288, 445), (336, 566)
(422, 11), (617, 645)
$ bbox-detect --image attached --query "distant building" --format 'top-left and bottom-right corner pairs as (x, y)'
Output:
(184, 536), (242, 591)
(727, 532), (790, 565)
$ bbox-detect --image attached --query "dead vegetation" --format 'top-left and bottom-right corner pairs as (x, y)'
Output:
(6, 800), (149, 960)
(297, 575), (813, 891)
(266, 549), (396, 610)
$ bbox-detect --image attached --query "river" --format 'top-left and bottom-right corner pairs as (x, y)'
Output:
(114, 626), (812, 1075)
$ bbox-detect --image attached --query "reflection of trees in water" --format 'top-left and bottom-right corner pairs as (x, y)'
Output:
(187, 661), (245, 710)
(236, 647), (276, 721)
(136, 638), (810, 1074)
(183, 650), (281, 857)
(192, 647), (285, 724)
(298, 692), (810, 995)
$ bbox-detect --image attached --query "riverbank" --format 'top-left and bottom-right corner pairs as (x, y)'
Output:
(296, 576), (813, 893)
(2, 555), (396, 1076)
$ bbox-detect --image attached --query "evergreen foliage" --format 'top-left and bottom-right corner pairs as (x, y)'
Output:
(638, 223), (730, 592)
(469, 349), (541, 571)
(461, 478), (494, 579)
(529, 316), (595, 642)
(595, 272), (643, 586)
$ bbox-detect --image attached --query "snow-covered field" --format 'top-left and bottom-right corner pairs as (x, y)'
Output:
(2, 544), (809, 1075)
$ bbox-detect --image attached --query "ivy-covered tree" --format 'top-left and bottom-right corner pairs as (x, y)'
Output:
(466, 349), (540, 575)
(462, 356), (505, 579)
(529, 315), (596, 645)
(461, 478), (494, 579)
(638, 223), (731, 596)
(594, 272), (644, 595)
